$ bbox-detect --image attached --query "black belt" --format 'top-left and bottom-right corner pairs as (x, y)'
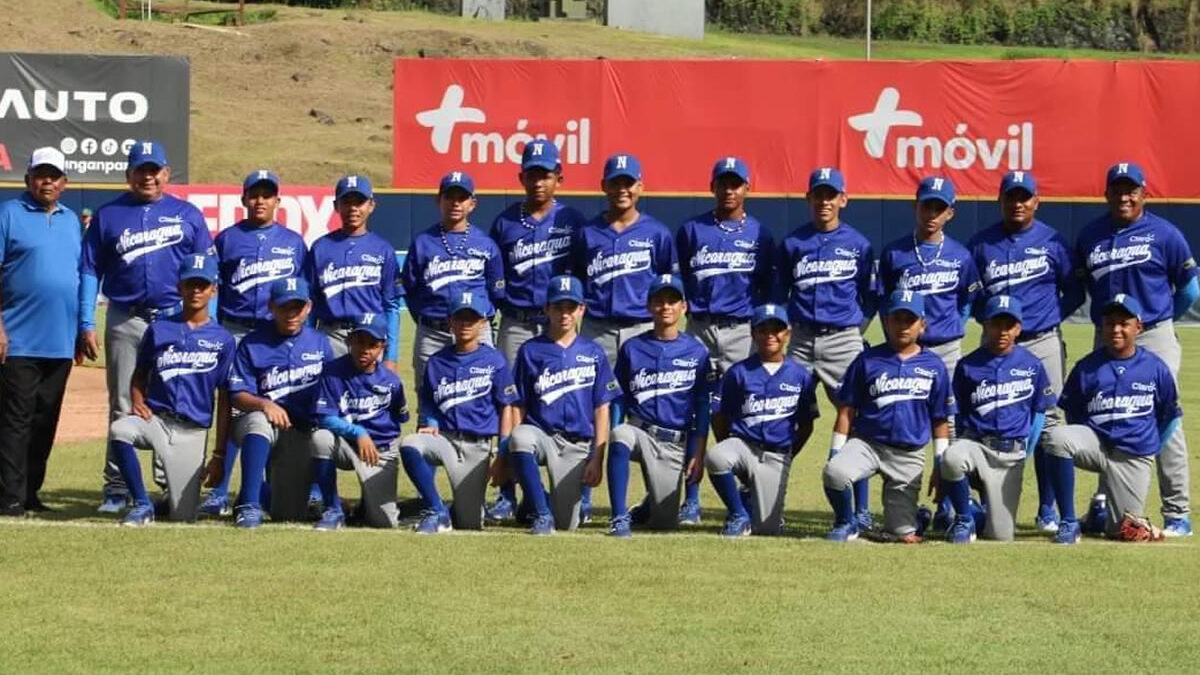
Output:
(856, 435), (923, 452)
(556, 432), (590, 445)
(417, 315), (450, 331)
(155, 409), (202, 428)
(691, 314), (750, 329)
(1018, 326), (1058, 343)
(743, 438), (792, 456)
(628, 414), (685, 444)
(503, 306), (545, 324)
(593, 316), (648, 328)
(318, 319), (357, 332)
(113, 302), (180, 323)
(222, 316), (262, 332)
(807, 324), (856, 337)
(963, 432), (1026, 454)
(442, 430), (490, 444)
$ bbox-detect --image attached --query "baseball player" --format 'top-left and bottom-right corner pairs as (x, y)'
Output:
(399, 289), (517, 534)
(1041, 295), (1181, 544)
(673, 156), (773, 525)
(107, 254), (235, 525)
(484, 140), (586, 523)
(704, 303), (819, 537)
(498, 275), (619, 535)
(607, 274), (713, 537)
(778, 166), (876, 530)
(401, 170), (504, 389)
(939, 295), (1053, 543)
(967, 170), (1081, 533)
(200, 169), (308, 517)
(823, 290), (955, 543)
(225, 277), (334, 528)
(78, 140), (214, 513)
(1073, 162), (1197, 538)
(310, 313), (410, 530)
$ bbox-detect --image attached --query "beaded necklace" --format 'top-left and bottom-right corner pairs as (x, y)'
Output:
(520, 199), (556, 230)
(440, 223), (471, 256)
(912, 232), (945, 268)
(713, 209), (747, 234)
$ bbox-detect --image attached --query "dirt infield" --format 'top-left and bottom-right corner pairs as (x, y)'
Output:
(56, 366), (109, 443)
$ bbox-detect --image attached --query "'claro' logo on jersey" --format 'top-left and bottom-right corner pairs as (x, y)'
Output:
(415, 84), (591, 166)
(847, 87), (1034, 171)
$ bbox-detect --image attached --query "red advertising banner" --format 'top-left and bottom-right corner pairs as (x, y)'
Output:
(393, 59), (1200, 199)
(170, 185), (340, 243)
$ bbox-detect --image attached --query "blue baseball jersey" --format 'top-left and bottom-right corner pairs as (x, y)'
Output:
(715, 356), (819, 450)
(837, 345), (956, 448)
(968, 220), (1074, 334)
(571, 214), (678, 321)
(878, 235), (980, 344)
(136, 317), (236, 427)
(313, 356), (410, 446)
(514, 334), (620, 439)
(490, 202), (587, 312)
(214, 221), (307, 323)
(228, 325), (334, 422)
(953, 345), (1053, 441)
(401, 224), (504, 320)
(306, 230), (401, 324)
(615, 331), (714, 431)
(420, 344), (519, 436)
(776, 221), (875, 328)
(0, 194), (80, 359)
(675, 213), (774, 319)
(80, 192), (213, 308)
(1060, 346), (1180, 457)
(1074, 211), (1198, 326)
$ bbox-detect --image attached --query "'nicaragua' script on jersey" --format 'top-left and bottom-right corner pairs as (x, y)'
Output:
(490, 202), (587, 312)
(136, 317), (235, 428)
(878, 235), (980, 345)
(675, 213), (774, 318)
(571, 214), (677, 321)
(514, 334), (619, 439)
(421, 343), (518, 435)
(777, 222), (875, 327)
(954, 345), (1052, 440)
(968, 220), (1075, 334)
(228, 325), (334, 420)
(314, 355), (410, 445)
(402, 224), (504, 320)
(1059, 346), (1180, 457)
(616, 331), (714, 431)
(215, 221), (308, 322)
(716, 356), (819, 449)
(1075, 211), (1198, 326)
(307, 230), (401, 323)
(837, 345), (955, 448)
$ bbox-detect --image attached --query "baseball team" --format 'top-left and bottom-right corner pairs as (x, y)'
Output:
(0, 137), (1193, 545)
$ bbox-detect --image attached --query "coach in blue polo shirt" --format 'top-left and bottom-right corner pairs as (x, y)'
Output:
(0, 148), (81, 516)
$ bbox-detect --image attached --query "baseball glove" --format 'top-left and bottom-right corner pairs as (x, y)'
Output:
(1116, 512), (1164, 542)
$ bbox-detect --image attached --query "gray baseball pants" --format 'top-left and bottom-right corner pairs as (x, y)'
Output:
(823, 438), (925, 536)
(399, 431), (492, 530)
(686, 316), (752, 378)
(232, 412), (315, 522)
(497, 314), (543, 367)
(610, 423), (686, 530)
(509, 423), (591, 531)
(705, 437), (794, 535)
(940, 438), (1024, 541)
(102, 304), (170, 497)
(110, 413), (209, 522)
(788, 325), (863, 396)
(926, 338), (962, 438)
(580, 317), (652, 368)
(311, 429), (399, 529)
(1043, 424), (1155, 536)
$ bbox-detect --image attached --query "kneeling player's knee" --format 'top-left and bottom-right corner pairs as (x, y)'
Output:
(309, 429), (336, 459)
(704, 440), (736, 474)
(235, 411), (271, 442)
(939, 445), (970, 481)
(1041, 428), (1074, 460)
(822, 460), (854, 490)
(398, 433), (426, 454)
(610, 424), (637, 452)
(509, 425), (540, 455)
(109, 416), (141, 445)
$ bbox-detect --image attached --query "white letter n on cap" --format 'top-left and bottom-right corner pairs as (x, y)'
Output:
(616, 155), (627, 169)
(560, 277), (571, 291)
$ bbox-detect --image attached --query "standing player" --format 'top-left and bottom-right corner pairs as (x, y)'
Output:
(607, 275), (713, 537)
(401, 171), (504, 388)
(107, 255), (235, 525)
(674, 156), (773, 525)
(1073, 162), (1197, 537)
(399, 289), (517, 534)
(704, 303), (819, 537)
(310, 314), (410, 530)
(499, 275), (619, 535)
(78, 141), (213, 512)
(1041, 295), (1181, 543)
(778, 166), (875, 530)
(225, 278), (334, 528)
(939, 296), (1053, 542)
(822, 290), (954, 543)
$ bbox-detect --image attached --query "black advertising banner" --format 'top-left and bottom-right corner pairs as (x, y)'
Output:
(0, 53), (189, 183)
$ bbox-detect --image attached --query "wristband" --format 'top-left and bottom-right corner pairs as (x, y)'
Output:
(934, 437), (949, 459)
(831, 432), (848, 452)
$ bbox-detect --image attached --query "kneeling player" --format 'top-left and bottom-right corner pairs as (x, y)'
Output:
(1041, 295), (1180, 544)
(109, 255), (235, 526)
(310, 314), (410, 530)
(227, 278), (335, 528)
(399, 290), (517, 534)
(499, 275), (619, 535)
(704, 304), (818, 537)
(607, 275), (713, 537)
(939, 296), (1052, 542)
(823, 290), (954, 542)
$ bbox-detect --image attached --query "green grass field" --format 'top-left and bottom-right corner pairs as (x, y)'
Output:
(3, 320), (1200, 673)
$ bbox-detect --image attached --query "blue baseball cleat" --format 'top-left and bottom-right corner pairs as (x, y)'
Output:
(1163, 517), (1193, 538)
(608, 513), (632, 538)
(931, 499), (953, 533)
(314, 507), (345, 531)
(198, 491), (232, 517)
(947, 515), (976, 544)
(720, 513), (752, 538)
(234, 504), (264, 529)
(97, 492), (129, 514)
(414, 509), (452, 535)
(530, 513), (555, 536)
(1035, 504), (1059, 532)
(914, 504), (932, 538)
(678, 499), (701, 526)
(1080, 498), (1108, 536)
(121, 503), (155, 527)
(580, 494), (593, 525)
(484, 494), (514, 523)
(826, 521), (859, 542)
(855, 509), (874, 534)
(1054, 519), (1081, 545)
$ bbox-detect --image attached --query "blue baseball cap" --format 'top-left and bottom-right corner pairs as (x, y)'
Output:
(243, 169), (281, 194)
(448, 289), (490, 318)
(350, 313), (388, 340)
(711, 156), (750, 184)
(1106, 162), (1146, 188)
(916, 176), (956, 205)
(981, 295), (1023, 322)
(438, 170), (475, 196)
(521, 140), (560, 171)
(808, 167), (846, 193)
(127, 140), (168, 169)
(178, 254), (218, 284)
(603, 153), (643, 182)
(547, 275), (584, 304)
(999, 171), (1037, 196)
(270, 277), (310, 305)
(648, 273), (686, 300)
(1103, 293), (1144, 321)
(884, 290), (926, 318)
(751, 303), (788, 328)
(335, 174), (373, 200)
